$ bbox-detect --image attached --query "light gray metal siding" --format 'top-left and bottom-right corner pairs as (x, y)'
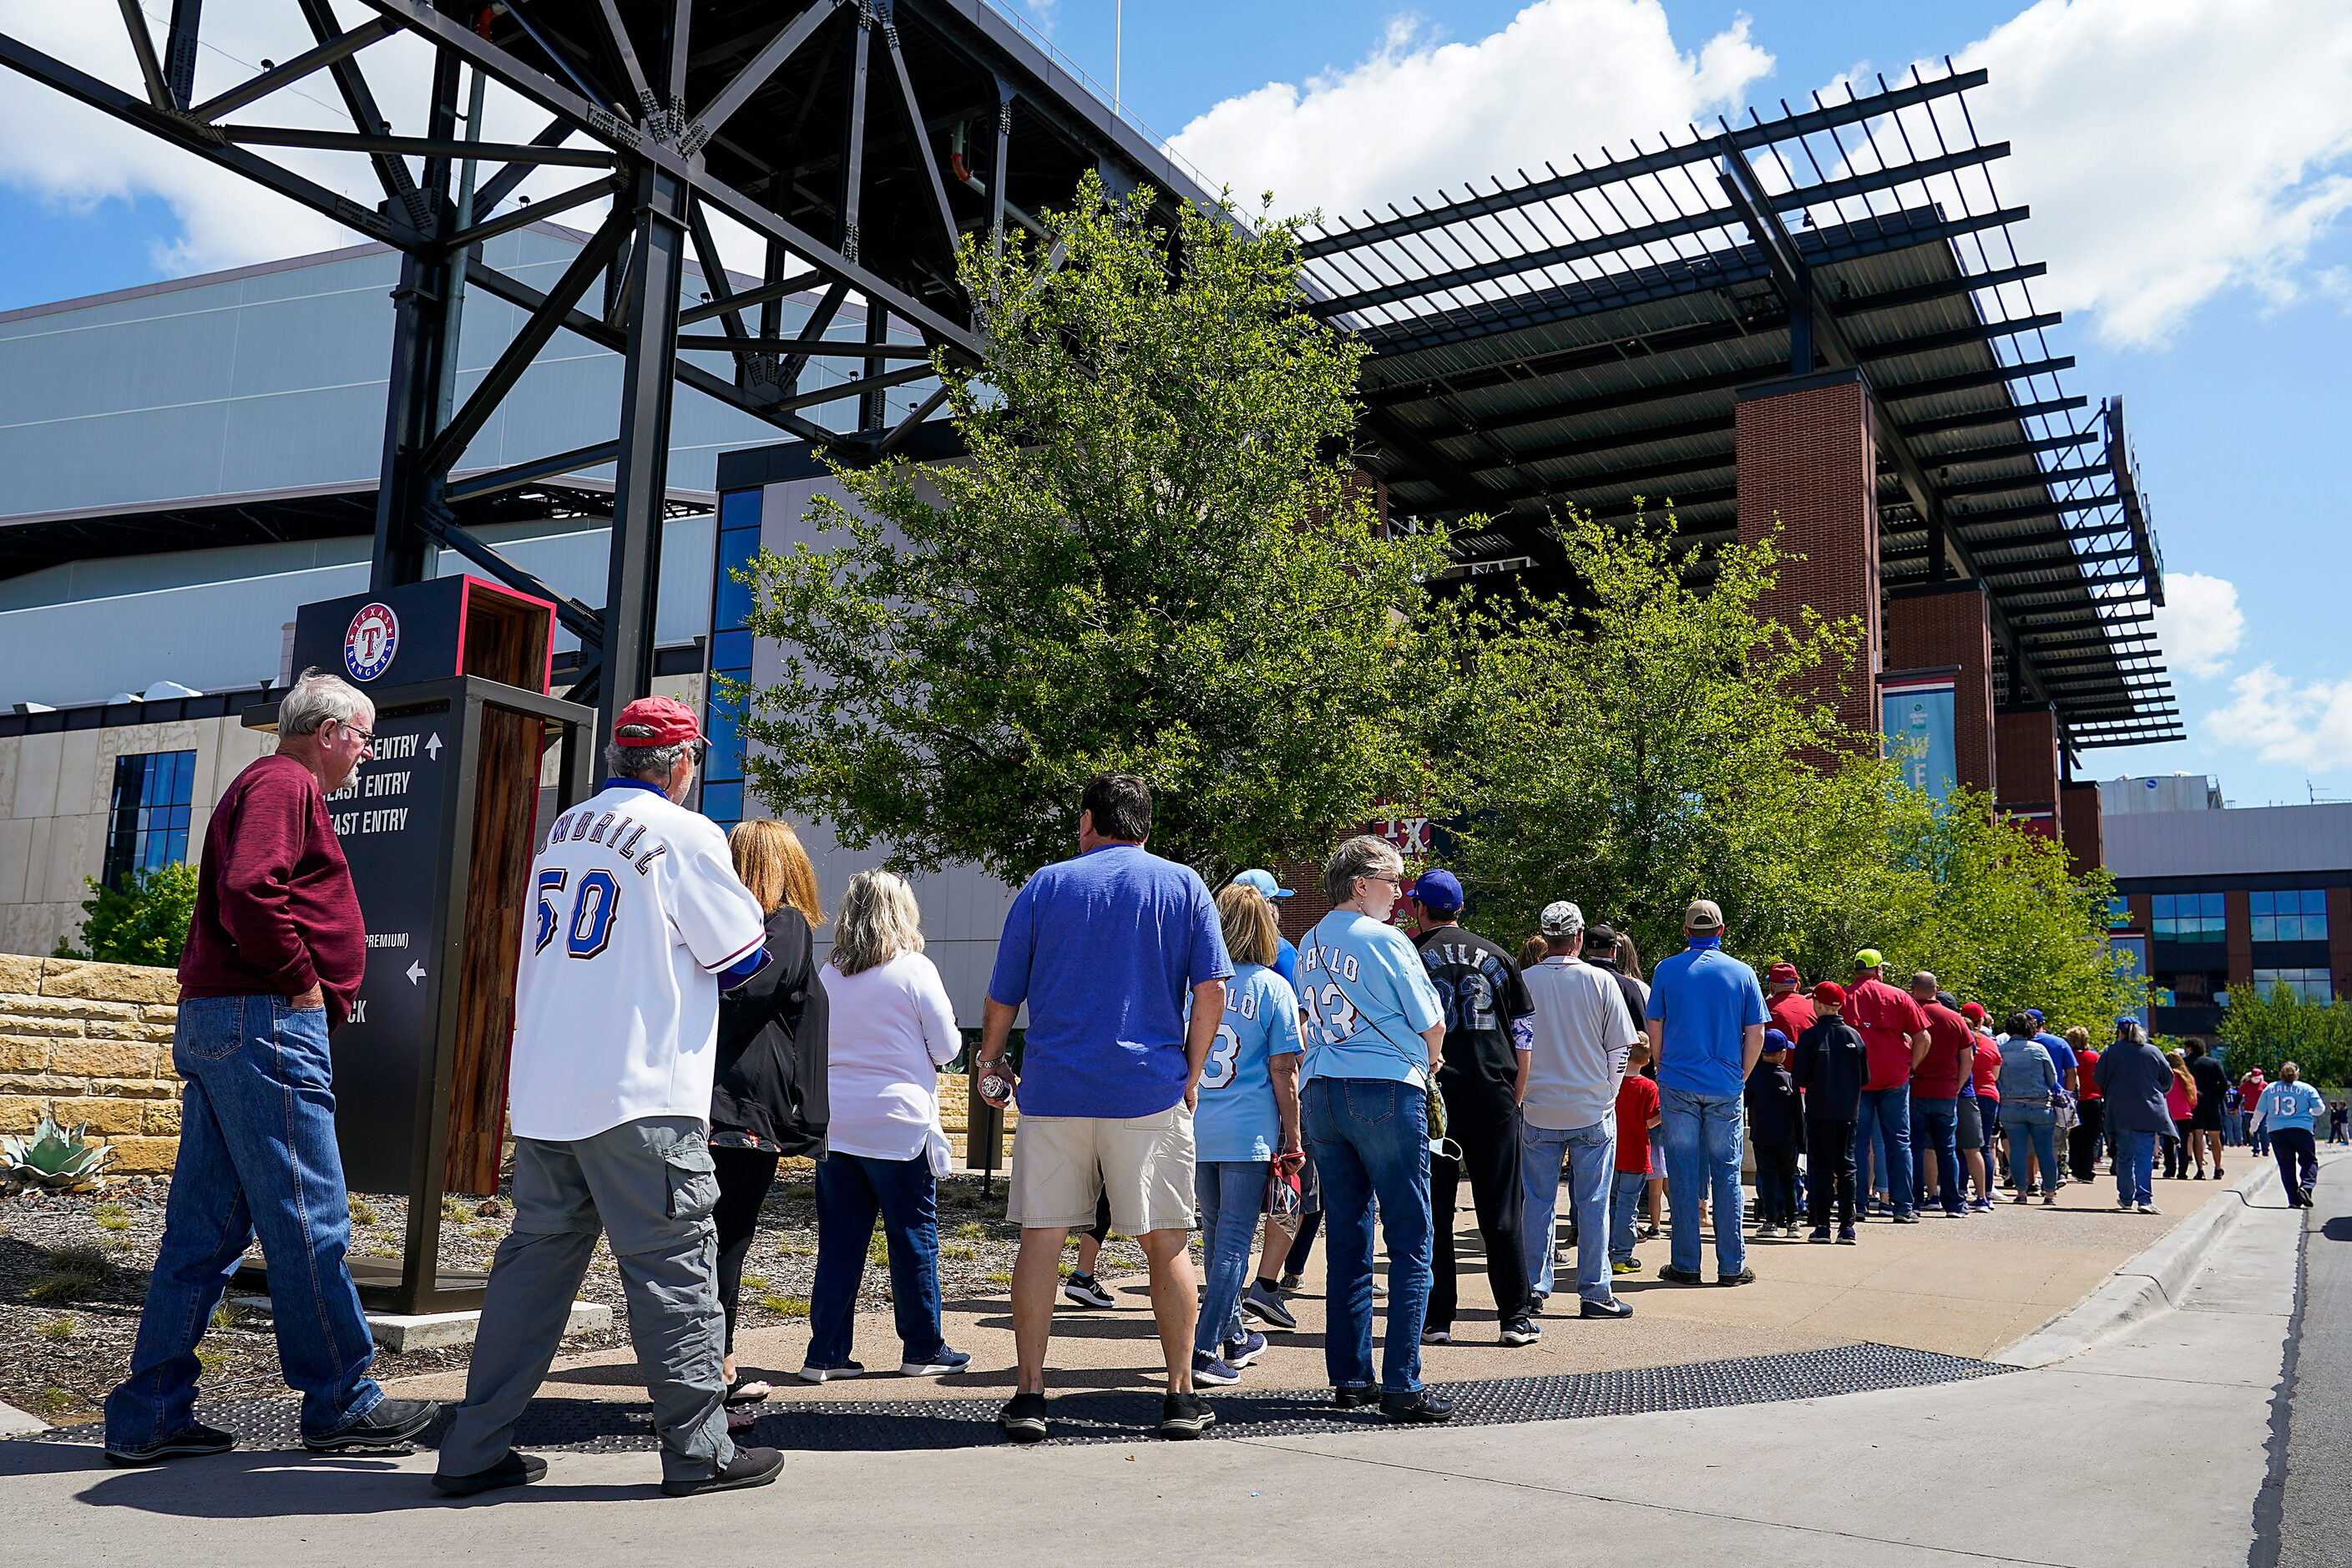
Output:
(2102, 802), (2352, 879)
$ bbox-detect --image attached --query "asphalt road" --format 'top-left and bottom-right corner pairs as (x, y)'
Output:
(2264, 1153), (2350, 1568)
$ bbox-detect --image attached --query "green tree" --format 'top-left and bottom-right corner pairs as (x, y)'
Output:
(2218, 984), (2352, 1087)
(1445, 507), (1884, 963)
(734, 175), (1454, 886)
(54, 862), (200, 968)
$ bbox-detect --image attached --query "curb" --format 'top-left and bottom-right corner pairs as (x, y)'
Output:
(1996, 1156), (2281, 1368)
(0, 1399), (48, 1436)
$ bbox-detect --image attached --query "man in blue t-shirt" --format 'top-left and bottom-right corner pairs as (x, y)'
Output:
(1645, 898), (1768, 1286)
(974, 776), (1232, 1444)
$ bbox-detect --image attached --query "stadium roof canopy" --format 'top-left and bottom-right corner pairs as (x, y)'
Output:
(1303, 64), (2177, 751)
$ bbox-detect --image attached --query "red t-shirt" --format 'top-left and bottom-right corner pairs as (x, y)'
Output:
(1911, 1001), (1972, 1098)
(1615, 1074), (1660, 1173)
(1766, 989), (1815, 1053)
(1844, 977), (1929, 1091)
(1971, 1034), (2002, 1098)
(2076, 1047), (2102, 1100)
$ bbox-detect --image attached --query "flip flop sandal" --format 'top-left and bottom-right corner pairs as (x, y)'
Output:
(725, 1376), (774, 1407)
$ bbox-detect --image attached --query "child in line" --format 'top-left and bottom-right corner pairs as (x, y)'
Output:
(1795, 982), (1869, 1244)
(1746, 1029), (1805, 1236)
(1608, 1039), (1662, 1275)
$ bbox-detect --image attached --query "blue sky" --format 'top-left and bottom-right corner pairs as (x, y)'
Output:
(3, 1), (2349, 807)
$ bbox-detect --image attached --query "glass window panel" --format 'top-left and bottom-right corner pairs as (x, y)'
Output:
(703, 695), (745, 783)
(2253, 912), (2277, 942)
(717, 488), (764, 530)
(712, 564), (754, 633)
(710, 628), (752, 671)
(700, 781), (742, 826)
(102, 749), (196, 887)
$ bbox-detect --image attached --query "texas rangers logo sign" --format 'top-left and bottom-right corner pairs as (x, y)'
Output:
(343, 602), (399, 682)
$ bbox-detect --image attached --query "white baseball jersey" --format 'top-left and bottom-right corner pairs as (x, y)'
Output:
(506, 779), (766, 1141)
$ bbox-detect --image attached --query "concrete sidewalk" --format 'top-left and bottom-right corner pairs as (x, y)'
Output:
(0, 1153), (2312, 1565)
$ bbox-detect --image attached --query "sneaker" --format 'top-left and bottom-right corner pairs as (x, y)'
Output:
(2136, 1203), (2161, 1215)
(1061, 1273), (1116, 1309)
(104, 1420), (236, 1467)
(1717, 1267), (1756, 1287)
(1837, 1227), (1858, 1244)
(1892, 1212), (1920, 1225)
(1971, 1199), (1993, 1213)
(2044, 1192), (2059, 1206)
(2012, 1193), (2030, 1206)
(999, 1390), (1049, 1443)
(432, 1450), (547, 1497)
(1332, 1384), (1383, 1409)
(1240, 1282), (1297, 1330)
(1223, 1329), (1268, 1368)
(1611, 1258), (1641, 1274)
(1422, 1326), (1452, 1345)
(2193, 1171), (2206, 1181)
(1781, 1223), (1800, 1237)
(795, 1359), (865, 1384)
(1161, 1391), (1216, 1439)
(660, 1444), (784, 1497)
(1637, 1222), (1662, 1240)
(1380, 1389), (1454, 1424)
(1525, 1294), (1545, 1316)
(1657, 1264), (1702, 1284)
(1278, 1272), (1305, 1292)
(1500, 1317), (1541, 1346)
(1808, 1227), (1830, 1243)
(302, 1398), (440, 1453)
(1372, 1274), (1387, 1297)
(1580, 1297), (1634, 1319)
(901, 1347), (972, 1377)
(1191, 1349), (1242, 1387)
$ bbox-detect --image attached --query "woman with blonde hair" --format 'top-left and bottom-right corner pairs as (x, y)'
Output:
(711, 818), (831, 1407)
(799, 868), (970, 1382)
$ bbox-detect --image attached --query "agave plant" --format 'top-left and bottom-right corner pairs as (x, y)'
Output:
(1, 1115), (113, 1193)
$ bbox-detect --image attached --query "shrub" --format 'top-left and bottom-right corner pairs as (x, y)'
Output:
(54, 862), (200, 968)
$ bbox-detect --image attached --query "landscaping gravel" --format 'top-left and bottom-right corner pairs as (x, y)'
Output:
(1, 1167), (1142, 1425)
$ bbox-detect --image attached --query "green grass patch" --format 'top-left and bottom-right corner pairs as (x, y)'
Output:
(37, 1316), (76, 1342)
(951, 1221), (989, 1240)
(33, 1387), (73, 1418)
(194, 1343), (230, 1376)
(93, 1202), (130, 1232)
(347, 1196), (377, 1225)
(742, 1272), (770, 1292)
(983, 1270), (1014, 1287)
(759, 1294), (811, 1318)
(941, 1244), (976, 1261)
(27, 1244), (110, 1304)
(783, 1183), (817, 1202)
(440, 1196), (472, 1222)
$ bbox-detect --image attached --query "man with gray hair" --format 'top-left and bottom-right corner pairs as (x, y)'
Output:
(107, 668), (440, 1464)
(1516, 901), (1639, 1319)
(435, 696), (779, 1498)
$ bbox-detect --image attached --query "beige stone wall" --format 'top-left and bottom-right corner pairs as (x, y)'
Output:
(0, 715), (276, 959)
(0, 954), (183, 1174)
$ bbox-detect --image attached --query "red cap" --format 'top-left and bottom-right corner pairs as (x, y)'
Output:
(612, 695), (702, 747)
(1811, 980), (1846, 1008)
(1765, 961), (1800, 984)
(1960, 1001), (1986, 1023)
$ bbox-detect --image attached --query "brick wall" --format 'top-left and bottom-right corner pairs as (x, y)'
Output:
(2058, 781), (2103, 880)
(1735, 369), (1882, 741)
(1995, 705), (2062, 838)
(1885, 582), (1998, 796)
(0, 955), (182, 1173)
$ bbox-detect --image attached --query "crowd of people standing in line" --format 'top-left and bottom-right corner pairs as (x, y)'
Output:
(90, 707), (2339, 1491)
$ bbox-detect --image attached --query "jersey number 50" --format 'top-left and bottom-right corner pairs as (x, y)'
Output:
(535, 868), (620, 959)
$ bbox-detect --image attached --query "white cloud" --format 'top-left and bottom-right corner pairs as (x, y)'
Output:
(1168, 0), (1771, 224)
(2207, 664), (2352, 773)
(0, 3), (581, 275)
(2152, 570), (2243, 679)
(1952, 0), (2352, 347)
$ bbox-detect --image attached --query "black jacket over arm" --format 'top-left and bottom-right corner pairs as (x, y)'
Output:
(711, 906), (830, 1156)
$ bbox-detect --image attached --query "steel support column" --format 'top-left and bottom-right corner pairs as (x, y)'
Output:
(600, 162), (690, 736)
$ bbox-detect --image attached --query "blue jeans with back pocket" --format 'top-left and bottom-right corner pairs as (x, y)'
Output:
(105, 994), (382, 1449)
(1303, 1075), (1433, 1393)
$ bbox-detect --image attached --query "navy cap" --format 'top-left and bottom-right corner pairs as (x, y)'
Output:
(1762, 1028), (1792, 1054)
(1407, 868), (1464, 914)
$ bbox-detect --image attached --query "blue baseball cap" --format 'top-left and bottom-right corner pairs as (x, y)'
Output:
(1406, 868), (1464, 914)
(2026, 1008), (2046, 1024)
(1234, 868), (1294, 900)
(1763, 1028), (1792, 1054)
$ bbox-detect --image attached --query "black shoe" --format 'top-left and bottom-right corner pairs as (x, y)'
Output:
(1808, 1227), (1831, 1243)
(104, 1421), (236, 1467)
(1381, 1389), (1454, 1424)
(1581, 1297), (1634, 1319)
(1160, 1391), (1216, 1439)
(1332, 1385), (1383, 1409)
(999, 1390), (1049, 1443)
(1891, 1211), (1921, 1225)
(1500, 1317), (1542, 1345)
(660, 1444), (783, 1498)
(1657, 1264), (1702, 1284)
(1717, 1267), (1756, 1286)
(1060, 1272), (1117, 1309)
(432, 1450), (547, 1497)
(302, 1397), (440, 1453)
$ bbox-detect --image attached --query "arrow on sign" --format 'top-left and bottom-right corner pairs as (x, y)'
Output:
(424, 734), (443, 761)
(405, 961), (427, 985)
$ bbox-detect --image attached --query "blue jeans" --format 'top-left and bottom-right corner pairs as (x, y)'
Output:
(1661, 1087), (1745, 1277)
(2006, 1109), (2059, 1196)
(1519, 1120), (1617, 1305)
(807, 1151), (944, 1366)
(1303, 1076), (1432, 1393)
(1910, 1095), (1962, 1214)
(1194, 1159), (1269, 1356)
(1609, 1168), (1649, 1263)
(2113, 1128), (2157, 1207)
(1855, 1085), (1914, 1217)
(105, 995), (381, 1449)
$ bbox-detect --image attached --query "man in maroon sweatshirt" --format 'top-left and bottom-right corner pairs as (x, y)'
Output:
(104, 669), (438, 1464)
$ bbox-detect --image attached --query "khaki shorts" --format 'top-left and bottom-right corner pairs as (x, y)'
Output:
(1007, 1105), (1196, 1234)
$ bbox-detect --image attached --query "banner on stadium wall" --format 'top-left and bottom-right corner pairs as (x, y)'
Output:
(1882, 673), (1960, 805)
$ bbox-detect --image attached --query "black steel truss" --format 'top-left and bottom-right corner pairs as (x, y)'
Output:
(1, 0), (1216, 733)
